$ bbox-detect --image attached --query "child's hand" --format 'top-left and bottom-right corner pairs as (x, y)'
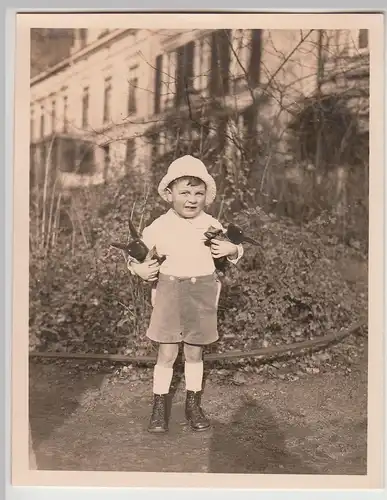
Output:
(129, 259), (160, 281)
(210, 239), (238, 260)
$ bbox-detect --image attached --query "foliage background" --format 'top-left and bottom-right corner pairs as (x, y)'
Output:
(29, 29), (369, 375)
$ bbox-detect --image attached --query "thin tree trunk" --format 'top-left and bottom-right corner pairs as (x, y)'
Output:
(41, 135), (56, 249)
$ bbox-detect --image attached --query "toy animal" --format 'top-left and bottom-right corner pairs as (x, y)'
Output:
(204, 222), (260, 273)
(110, 218), (166, 265)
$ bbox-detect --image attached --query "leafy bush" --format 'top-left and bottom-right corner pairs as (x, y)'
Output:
(29, 175), (367, 357)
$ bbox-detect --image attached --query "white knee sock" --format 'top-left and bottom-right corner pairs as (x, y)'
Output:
(184, 361), (204, 392)
(153, 364), (173, 395)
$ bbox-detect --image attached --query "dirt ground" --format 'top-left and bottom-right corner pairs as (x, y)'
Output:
(29, 343), (367, 475)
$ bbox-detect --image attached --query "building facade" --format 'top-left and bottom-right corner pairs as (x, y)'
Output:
(30, 28), (369, 190)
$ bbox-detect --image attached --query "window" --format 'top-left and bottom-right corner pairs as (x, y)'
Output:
(197, 37), (206, 91)
(236, 29), (244, 54)
(158, 131), (165, 156)
(40, 106), (44, 137)
(82, 87), (89, 128)
(128, 78), (138, 114)
(102, 144), (110, 181)
(154, 54), (162, 115)
(209, 30), (231, 97)
(320, 30), (331, 63)
(30, 109), (34, 141)
(41, 142), (48, 167)
(248, 29), (262, 88)
(51, 137), (58, 169)
(162, 52), (174, 109)
(30, 144), (36, 186)
(358, 29), (368, 49)
(63, 95), (68, 133)
(125, 138), (136, 172)
(230, 30), (247, 92)
(60, 137), (76, 173)
(103, 77), (112, 123)
(127, 76), (138, 115)
(165, 129), (175, 152)
(77, 142), (95, 175)
(79, 29), (87, 49)
(51, 100), (56, 133)
(175, 41), (195, 108)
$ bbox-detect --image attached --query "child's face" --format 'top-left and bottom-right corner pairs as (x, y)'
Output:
(166, 178), (207, 218)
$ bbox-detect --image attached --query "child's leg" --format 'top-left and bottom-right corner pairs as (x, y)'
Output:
(183, 343), (210, 431)
(183, 343), (204, 392)
(148, 343), (179, 434)
(153, 343), (179, 395)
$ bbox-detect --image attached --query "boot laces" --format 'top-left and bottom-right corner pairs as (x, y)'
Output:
(187, 394), (205, 419)
(151, 396), (165, 421)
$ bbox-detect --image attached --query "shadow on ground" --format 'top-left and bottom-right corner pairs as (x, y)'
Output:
(29, 347), (368, 475)
(29, 360), (108, 469)
(208, 397), (316, 474)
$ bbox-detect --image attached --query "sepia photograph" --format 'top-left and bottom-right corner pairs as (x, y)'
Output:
(10, 11), (384, 490)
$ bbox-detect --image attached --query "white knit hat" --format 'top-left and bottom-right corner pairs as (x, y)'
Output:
(157, 155), (217, 206)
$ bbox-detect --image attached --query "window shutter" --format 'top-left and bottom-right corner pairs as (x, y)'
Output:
(154, 54), (162, 114)
(249, 29), (262, 88)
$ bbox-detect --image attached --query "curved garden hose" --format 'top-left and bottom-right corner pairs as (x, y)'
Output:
(29, 320), (366, 365)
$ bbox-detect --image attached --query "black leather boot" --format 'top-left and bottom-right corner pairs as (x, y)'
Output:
(185, 390), (211, 431)
(148, 394), (168, 433)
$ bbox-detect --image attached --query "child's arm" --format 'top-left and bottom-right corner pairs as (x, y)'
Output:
(227, 242), (244, 264)
(210, 239), (244, 264)
(128, 259), (160, 281)
(209, 218), (244, 265)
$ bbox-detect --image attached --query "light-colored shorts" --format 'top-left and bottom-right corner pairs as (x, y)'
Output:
(146, 273), (221, 345)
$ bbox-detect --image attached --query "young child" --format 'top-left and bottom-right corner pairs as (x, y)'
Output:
(127, 155), (244, 433)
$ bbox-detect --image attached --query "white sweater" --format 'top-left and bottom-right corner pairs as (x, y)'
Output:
(139, 209), (243, 278)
